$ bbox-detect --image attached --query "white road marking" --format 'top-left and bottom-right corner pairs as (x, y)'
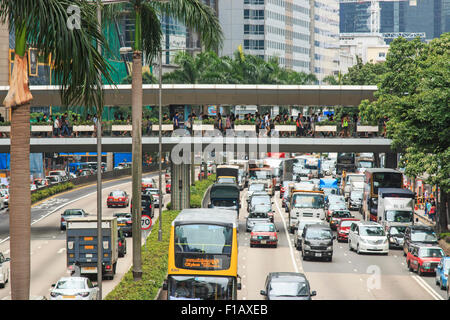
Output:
(57, 248), (66, 254)
(273, 196), (299, 273)
(411, 275), (444, 300)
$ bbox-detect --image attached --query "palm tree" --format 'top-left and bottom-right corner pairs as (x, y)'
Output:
(105, 0), (223, 281)
(0, 0), (112, 300)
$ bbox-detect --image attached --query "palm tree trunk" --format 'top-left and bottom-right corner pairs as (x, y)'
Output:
(10, 103), (31, 300)
(131, 50), (143, 281)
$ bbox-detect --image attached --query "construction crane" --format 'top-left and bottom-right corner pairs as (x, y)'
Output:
(339, 0), (416, 34)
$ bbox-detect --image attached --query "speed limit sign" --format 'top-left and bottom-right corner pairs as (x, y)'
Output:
(141, 215), (152, 230)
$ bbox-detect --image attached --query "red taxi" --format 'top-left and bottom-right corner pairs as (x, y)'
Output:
(336, 218), (359, 242)
(166, 179), (171, 194)
(107, 190), (129, 208)
(250, 222), (278, 248)
(407, 245), (445, 276)
(329, 210), (352, 230)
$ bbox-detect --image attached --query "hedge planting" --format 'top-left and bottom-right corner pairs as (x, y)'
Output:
(31, 182), (75, 204)
(166, 174), (216, 210)
(104, 210), (180, 300)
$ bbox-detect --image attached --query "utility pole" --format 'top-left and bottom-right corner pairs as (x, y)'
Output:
(96, 0), (103, 299)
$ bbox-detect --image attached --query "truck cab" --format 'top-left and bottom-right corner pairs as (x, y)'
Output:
(209, 183), (240, 217)
(288, 190), (325, 234)
(377, 188), (415, 233)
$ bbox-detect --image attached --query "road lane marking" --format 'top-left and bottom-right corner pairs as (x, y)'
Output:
(57, 248), (66, 254)
(411, 275), (444, 300)
(273, 196), (299, 273)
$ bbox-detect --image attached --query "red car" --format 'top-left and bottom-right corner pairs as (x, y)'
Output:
(336, 218), (359, 242)
(166, 179), (171, 194)
(250, 223), (278, 248)
(107, 190), (129, 208)
(407, 245), (444, 276)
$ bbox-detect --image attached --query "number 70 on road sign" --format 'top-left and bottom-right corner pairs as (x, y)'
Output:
(141, 215), (152, 230)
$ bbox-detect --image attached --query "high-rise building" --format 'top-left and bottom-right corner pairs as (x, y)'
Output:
(340, 0), (450, 42)
(219, 0), (312, 74)
(311, 0), (340, 80)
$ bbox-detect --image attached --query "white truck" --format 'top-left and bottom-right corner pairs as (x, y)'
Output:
(288, 190), (326, 233)
(342, 173), (365, 201)
(377, 188), (415, 233)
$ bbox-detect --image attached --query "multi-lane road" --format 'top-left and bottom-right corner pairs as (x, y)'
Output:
(0, 172), (169, 300)
(236, 188), (446, 300)
(0, 173), (446, 300)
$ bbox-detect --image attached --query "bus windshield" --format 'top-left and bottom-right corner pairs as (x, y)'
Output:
(292, 194), (324, 209)
(174, 224), (233, 270)
(372, 172), (402, 194)
(168, 275), (234, 300)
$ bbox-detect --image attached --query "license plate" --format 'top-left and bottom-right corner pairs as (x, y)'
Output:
(261, 240), (266, 244)
(63, 295), (76, 299)
(315, 253), (322, 257)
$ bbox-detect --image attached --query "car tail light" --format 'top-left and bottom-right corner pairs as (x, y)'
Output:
(118, 242), (122, 247)
(126, 221), (132, 225)
(105, 265), (111, 270)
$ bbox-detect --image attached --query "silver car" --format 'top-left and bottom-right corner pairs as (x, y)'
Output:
(50, 277), (99, 300)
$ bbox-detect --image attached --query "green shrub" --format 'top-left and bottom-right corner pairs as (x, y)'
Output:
(105, 210), (180, 300)
(31, 182), (74, 204)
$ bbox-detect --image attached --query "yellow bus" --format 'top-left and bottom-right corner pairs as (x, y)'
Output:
(164, 209), (241, 300)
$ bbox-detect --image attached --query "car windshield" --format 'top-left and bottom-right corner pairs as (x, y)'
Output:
(249, 211), (269, 219)
(249, 184), (265, 192)
(329, 204), (347, 210)
(251, 196), (271, 206)
(252, 224), (275, 232)
(411, 230), (437, 242)
(253, 204), (271, 212)
(385, 210), (413, 223)
(360, 226), (385, 236)
(292, 194), (324, 209)
(389, 226), (407, 235)
(56, 279), (85, 290)
(419, 248), (444, 258)
(142, 179), (154, 183)
(269, 281), (309, 297)
(305, 228), (332, 240)
(332, 211), (351, 218)
(110, 191), (125, 197)
(340, 220), (356, 227)
(63, 209), (83, 216)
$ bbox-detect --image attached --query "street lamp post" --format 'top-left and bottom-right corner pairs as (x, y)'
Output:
(155, 47), (201, 241)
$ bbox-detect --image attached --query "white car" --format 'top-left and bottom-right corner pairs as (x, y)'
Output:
(50, 277), (99, 300)
(0, 252), (10, 288)
(348, 221), (389, 255)
(0, 189), (8, 208)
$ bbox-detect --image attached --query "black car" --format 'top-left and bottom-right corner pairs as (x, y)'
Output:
(387, 225), (407, 249)
(260, 272), (316, 300)
(403, 225), (439, 256)
(118, 229), (127, 258)
(301, 224), (335, 262)
(114, 212), (132, 237)
(130, 194), (153, 219)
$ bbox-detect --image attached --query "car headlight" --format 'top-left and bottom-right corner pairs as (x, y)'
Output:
(50, 292), (61, 297)
(360, 238), (368, 244)
(251, 236), (258, 240)
(327, 246), (333, 251)
(304, 245), (311, 250)
(79, 292), (90, 297)
(270, 236), (277, 241)
(383, 238), (388, 244)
